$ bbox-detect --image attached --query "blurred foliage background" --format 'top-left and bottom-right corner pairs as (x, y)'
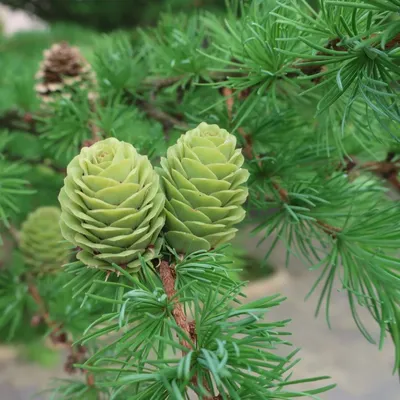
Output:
(2, 0), (226, 31)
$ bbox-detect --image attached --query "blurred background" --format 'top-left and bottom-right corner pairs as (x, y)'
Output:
(0, 1), (398, 399)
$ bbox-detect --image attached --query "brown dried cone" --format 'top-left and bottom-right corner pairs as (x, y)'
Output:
(35, 41), (97, 104)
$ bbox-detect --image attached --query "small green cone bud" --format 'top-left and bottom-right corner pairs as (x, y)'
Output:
(158, 122), (249, 253)
(20, 207), (69, 273)
(58, 138), (165, 272)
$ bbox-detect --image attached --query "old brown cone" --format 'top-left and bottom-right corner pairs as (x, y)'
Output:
(35, 41), (96, 103)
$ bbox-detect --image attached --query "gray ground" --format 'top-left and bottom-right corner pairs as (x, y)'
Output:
(0, 227), (398, 399)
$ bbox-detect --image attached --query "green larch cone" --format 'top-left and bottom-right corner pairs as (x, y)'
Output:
(20, 207), (69, 273)
(158, 122), (249, 254)
(58, 138), (165, 272)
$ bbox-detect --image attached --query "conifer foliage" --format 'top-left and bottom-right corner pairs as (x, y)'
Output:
(0, 0), (399, 398)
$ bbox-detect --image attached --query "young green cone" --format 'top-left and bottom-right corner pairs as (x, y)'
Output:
(20, 207), (69, 273)
(158, 122), (249, 253)
(58, 138), (165, 272)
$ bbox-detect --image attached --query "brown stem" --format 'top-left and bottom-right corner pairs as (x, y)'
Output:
(384, 33), (400, 50)
(386, 173), (400, 191)
(315, 220), (342, 239)
(346, 154), (400, 193)
(81, 121), (102, 149)
(139, 101), (189, 131)
(139, 40), (344, 98)
(81, 98), (103, 148)
(142, 71), (237, 92)
(139, 35), (400, 105)
(26, 276), (65, 337)
(272, 182), (289, 203)
(7, 224), (21, 243)
(159, 261), (216, 399)
(5, 228), (53, 325)
(358, 160), (399, 175)
(28, 280), (49, 321)
(238, 128), (255, 161)
(221, 88), (254, 160)
(142, 75), (188, 90)
(90, 122), (102, 142)
(86, 373), (95, 387)
(28, 277), (92, 379)
(22, 250), (84, 377)
(265, 183), (342, 237)
(159, 261), (194, 349)
(11, 229), (69, 352)
(222, 87), (234, 120)
(0, 110), (39, 135)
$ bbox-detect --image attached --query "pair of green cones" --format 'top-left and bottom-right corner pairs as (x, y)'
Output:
(21, 122), (249, 273)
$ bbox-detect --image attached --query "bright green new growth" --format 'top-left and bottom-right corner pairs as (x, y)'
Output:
(20, 206), (69, 273)
(158, 122), (249, 253)
(59, 138), (165, 272)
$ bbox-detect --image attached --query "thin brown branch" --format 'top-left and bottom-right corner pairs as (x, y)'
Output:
(238, 128), (254, 160)
(84, 97), (103, 148)
(384, 33), (400, 50)
(222, 88), (234, 120)
(0, 110), (39, 135)
(7, 224), (21, 243)
(159, 261), (217, 399)
(26, 274), (62, 332)
(160, 260), (194, 349)
(28, 278), (68, 352)
(221, 88), (254, 160)
(265, 182), (342, 237)
(140, 40), (340, 97)
(124, 89), (188, 134)
(81, 122), (102, 149)
(17, 239), (84, 377)
(86, 373), (95, 387)
(142, 75), (188, 90)
(136, 40), (345, 141)
(27, 274), (92, 380)
(386, 173), (400, 191)
(358, 160), (398, 175)
(315, 220), (342, 239)
(272, 182), (289, 203)
(28, 280), (48, 320)
(346, 154), (400, 193)
(139, 101), (189, 131)
(142, 71), (238, 92)
(90, 121), (102, 142)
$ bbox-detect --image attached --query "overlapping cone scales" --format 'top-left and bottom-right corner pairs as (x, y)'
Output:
(159, 122), (249, 253)
(35, 41), (96, 103)
(59, 138), (165, 271)
(20, 207), (69, 273)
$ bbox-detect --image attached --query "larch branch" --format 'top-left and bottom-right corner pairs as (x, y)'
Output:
(0, 110), (39, 135)
(139, 101), (189, 131)
(159, 260), (194, 349)
(159, 260), (217, 399)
